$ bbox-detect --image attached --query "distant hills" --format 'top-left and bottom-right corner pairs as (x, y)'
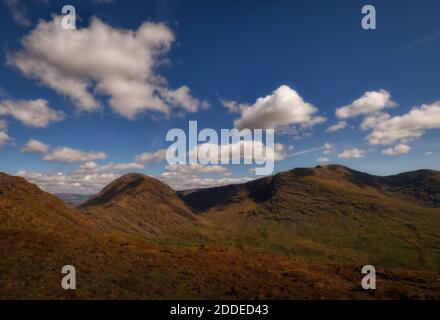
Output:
(55, 193), (90, 207)
(1, 166), (440, 299)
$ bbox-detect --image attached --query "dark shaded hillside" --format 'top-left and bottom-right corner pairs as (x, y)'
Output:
(179, 165), (440, 214)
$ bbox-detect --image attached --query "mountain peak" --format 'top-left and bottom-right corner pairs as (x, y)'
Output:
(79, 172), (196, 237)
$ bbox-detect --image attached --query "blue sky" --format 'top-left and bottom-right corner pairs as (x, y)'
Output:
(0, 0), (439, 193)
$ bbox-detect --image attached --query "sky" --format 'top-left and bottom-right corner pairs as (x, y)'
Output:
(0, 0), (439, 194)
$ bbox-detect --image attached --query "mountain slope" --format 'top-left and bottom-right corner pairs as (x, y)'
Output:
(78, 173), (197, 237)
(178, 165), (440, 271)
(1, 169), (440, 299)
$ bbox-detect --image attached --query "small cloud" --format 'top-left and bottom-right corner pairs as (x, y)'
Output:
(317, 157), (330, 163)
(326, 121), (347, 133)
(0, 131), (11, 149)
(4, 0), (31, 27)
(0, 99), (64, 128)
(425, 151), (434, 156)
(43, 147), (107, 164)
(323, 143), (335, 155)
(338, 148), (366, 159)
(135, 149), (168, 163)
(21, 139), (49, 154)
(336, 90), (396, 119)
(382, 144), (411, 156)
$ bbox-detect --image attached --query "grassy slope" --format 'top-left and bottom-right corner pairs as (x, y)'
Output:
(175, 166), (440, 272)
(2, 168), (440, 299)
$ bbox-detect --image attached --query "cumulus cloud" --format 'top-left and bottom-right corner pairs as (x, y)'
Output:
(382, 144), (411, 156)
(21, 139), (49, 153)
(164, 163), (230, 175)
(338, 148), (366, 159)
(17, 160), (145, 194)
(365, 102), (440, 145)
(336, 90), (396, 119)
(0, 131), (11, 149)
(164, 176), (252, 190)
(0, 99), (64, 128)
(135, 149), (167, 163)
(8, 16), (206, 119)
(4, 0), (31, 27)
(17, 170), (122, 194)
(220, 99), (248, 113)
(43, 147), (107, 164)
(323, 143), (335, 155)
(231, 85), (325, 130)
(326, 121), (347, 133)
(317, 157), (330, 163)
(160, 163), (249, 190)
(78, 161), (144, 173)
(193, 140), (286, 164)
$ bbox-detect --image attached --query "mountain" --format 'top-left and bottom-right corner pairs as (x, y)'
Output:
(1, 167), (440, 299)
(55, 193), (91, 207)
(178, 165), (440, 271)
(0, 172), (95, 235)
(78, 173), (198, 237)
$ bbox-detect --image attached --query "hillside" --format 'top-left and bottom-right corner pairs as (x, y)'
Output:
(1, 167), (440, 299)
(178, 165), (440, 271)
(78, 173), (198, 237)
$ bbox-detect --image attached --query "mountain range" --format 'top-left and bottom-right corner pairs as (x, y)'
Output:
(1, 165), (440, 299)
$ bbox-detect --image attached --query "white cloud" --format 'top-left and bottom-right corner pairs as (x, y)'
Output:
(8, 16), (205, 119)
(323, 143), (335, 155)
(135, 149), (167, 163)
(317, 157), (330, 163)
(0, 99), (64, 128)
(425, 151), (434, 156)
(220, 99), (248, 113)
(78, 161), (144, 173)
(162, 175), (252, 190)
(43, 147), (107, 164)
(21, 139), (49, 153)
(338, 148), (366, 159)
(360, 112), (390, 131)
(160, 164), (251, 190)
(17, 159), (145, 194)
(193, 140), (286, 163)
(17, 170), (121, 194)
(164, 163), (230, 176)
(0, 131), (11, 149)
(366, 102), (440, 145)
(326, 121), (347, 132)
(4, 0), (31, 27)
(232, 85), (325, 130)
(382, 144), (411, 156)
(160, 86), (209, 113)
(336, 90), (396, 119)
